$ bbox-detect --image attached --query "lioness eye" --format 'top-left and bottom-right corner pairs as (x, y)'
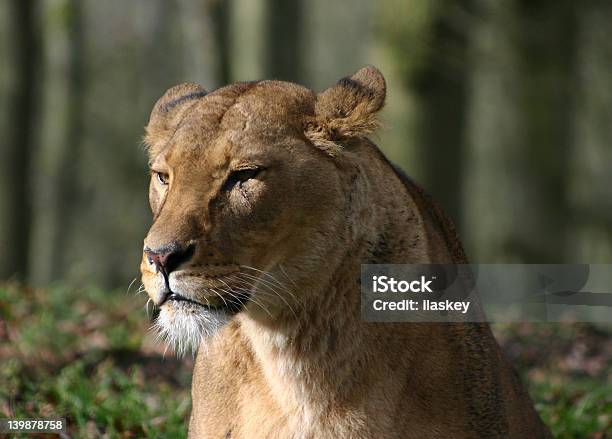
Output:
(156, 172), (169, 185)
(222, 167), (262, 191)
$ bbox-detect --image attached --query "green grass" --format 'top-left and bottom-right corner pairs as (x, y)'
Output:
(493, 322), (611, 438)
(0, 283), (191, 438)
(0, 283), (610, 437)
(532, 379), (611, 438)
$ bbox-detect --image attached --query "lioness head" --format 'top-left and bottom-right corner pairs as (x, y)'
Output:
(141, 66), (386, 354)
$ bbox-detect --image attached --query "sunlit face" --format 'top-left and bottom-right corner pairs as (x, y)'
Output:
(140, 83), (341, 355)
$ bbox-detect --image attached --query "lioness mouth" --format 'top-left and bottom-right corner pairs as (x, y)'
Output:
(164, 290), (251, 314)
(165, 292), (205, 307)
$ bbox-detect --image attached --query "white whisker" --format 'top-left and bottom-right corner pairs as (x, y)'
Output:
(126, 277), (138, 295)
(279, 264), (299, 289)
(240, 266), (301, 306)
(236, 272), (300, 316)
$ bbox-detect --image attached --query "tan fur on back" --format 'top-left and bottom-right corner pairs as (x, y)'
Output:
(140, 66), (552, 438)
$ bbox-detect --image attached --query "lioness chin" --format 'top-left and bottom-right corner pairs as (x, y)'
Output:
(140, 66), (552, 438)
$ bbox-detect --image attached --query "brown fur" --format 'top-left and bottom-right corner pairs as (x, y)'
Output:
(140, 66), (552, 438)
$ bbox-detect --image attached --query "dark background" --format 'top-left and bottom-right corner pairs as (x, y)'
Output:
(1, 0), (611, 287)
(0, 1), (610, 437)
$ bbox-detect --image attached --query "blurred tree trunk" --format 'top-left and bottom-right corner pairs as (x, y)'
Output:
(29, 0), (86, 284)
(210, 0), (232, 84)
(303, 0), (371, 90)
(47, 0), (85, 280)
(264, 0), (303, 82)
(411, 2), (473, 229)
(177, 0), (222, 87)
(464, 0), (578, 263)
(0, 0), (40, 280)
(230, 0), (266, 81)
(379, 1), (473, 229)
(511, 0), (577, 263)
(567, 1), (612, 262)
(462, 0), (522, 261)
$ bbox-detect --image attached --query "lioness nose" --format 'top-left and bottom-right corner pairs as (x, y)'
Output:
(144, 243), (195, 275)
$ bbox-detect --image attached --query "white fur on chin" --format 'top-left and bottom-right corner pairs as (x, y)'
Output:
(152, 302), (230, 357)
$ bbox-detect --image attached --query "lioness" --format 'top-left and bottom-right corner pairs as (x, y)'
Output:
(140, 66), (552, 438)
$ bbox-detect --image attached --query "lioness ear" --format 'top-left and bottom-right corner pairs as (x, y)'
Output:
(305, 65), (386, 156)
(144, 83), (207, 160)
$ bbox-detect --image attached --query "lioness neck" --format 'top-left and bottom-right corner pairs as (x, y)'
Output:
(236, 142), (445, 434)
